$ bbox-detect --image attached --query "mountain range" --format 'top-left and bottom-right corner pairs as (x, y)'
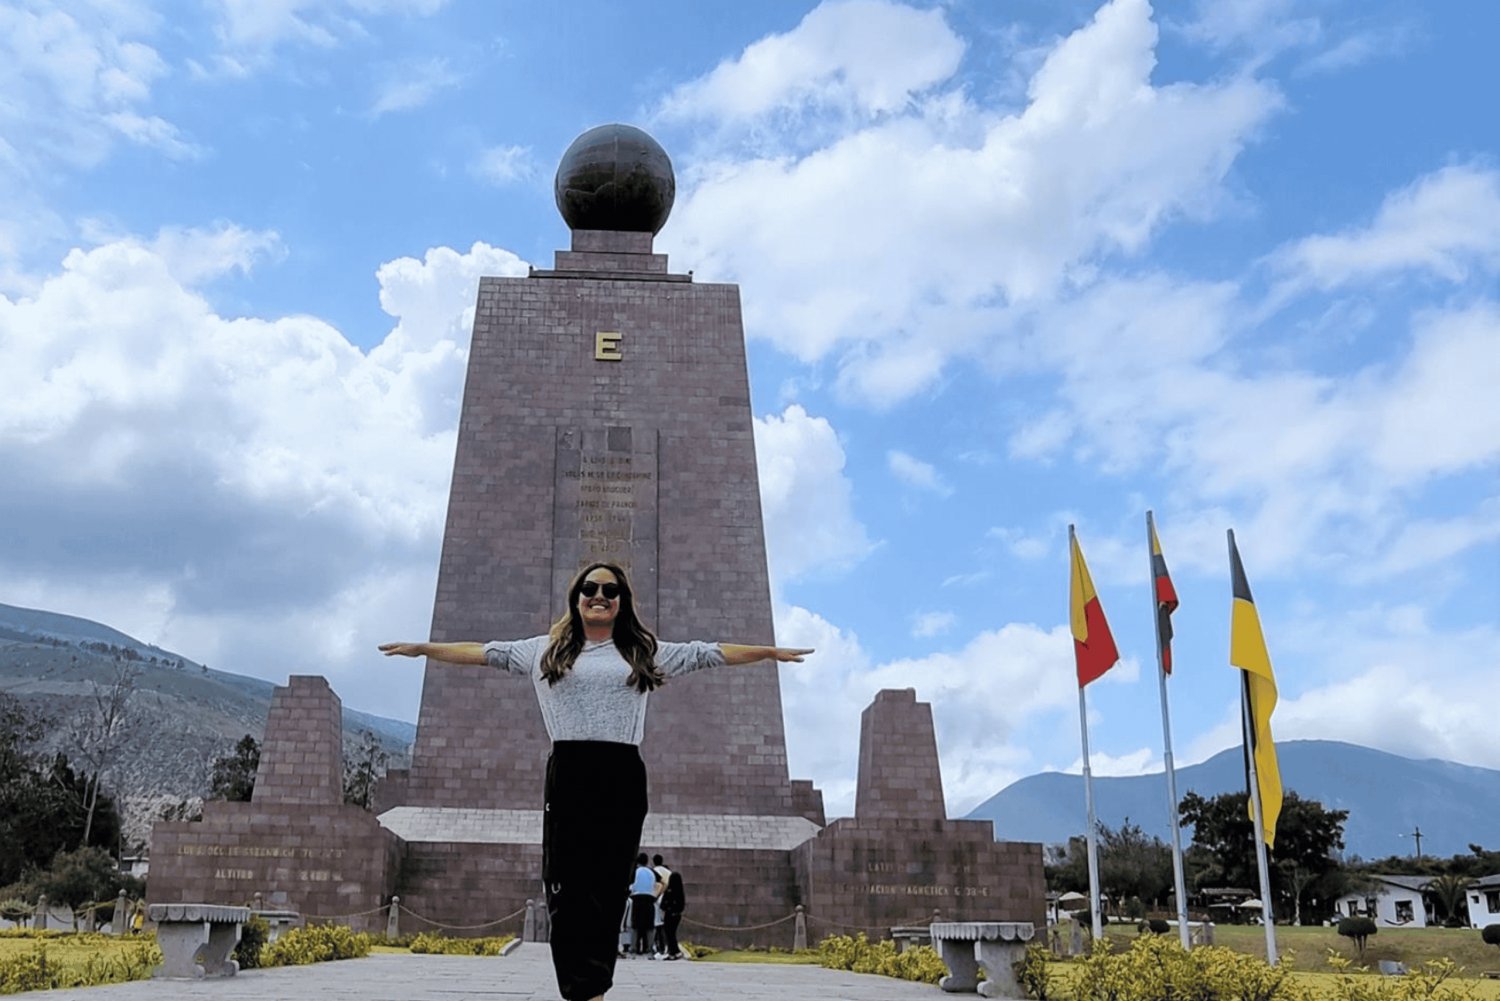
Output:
(964, 740), (1500, 860)
(0, 601), (414, 848)
(7, 600), (1497, 864)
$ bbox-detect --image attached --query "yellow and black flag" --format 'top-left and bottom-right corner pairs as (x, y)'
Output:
(1229, 531), (1282, 847)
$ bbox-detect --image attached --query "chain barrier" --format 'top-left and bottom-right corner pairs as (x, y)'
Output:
(396, 902), (527, 931)
(679, 911), (798, 933)
(300, 905), (389, 922)
(803, 912), (917, 936)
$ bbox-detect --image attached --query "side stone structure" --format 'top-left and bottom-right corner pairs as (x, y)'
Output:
(148, 677), (400, 931)
(794, 689), (1046, 935)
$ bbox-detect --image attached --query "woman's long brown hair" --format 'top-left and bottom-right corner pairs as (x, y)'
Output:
(540, 562), (665, 692)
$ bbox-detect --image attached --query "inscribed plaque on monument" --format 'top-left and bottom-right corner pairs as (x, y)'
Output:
(552, 425), (659, 618)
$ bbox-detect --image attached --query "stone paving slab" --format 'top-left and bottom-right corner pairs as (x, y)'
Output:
(56, 945), (944, 1000)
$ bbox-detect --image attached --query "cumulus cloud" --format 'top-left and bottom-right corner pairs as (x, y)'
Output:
(1269, 164), (1500, 294)
(753, 405), (875, 582)
(0, 229), (527, 717)
(369, 56), (462, 116)
(775, 598), (1085, 816)
(911, 611), (956, 638)
(662, 0), (1280, 405)
(470, 144), (535, 185)
(887, 449), (952, 495)
(658, 0), (965, 125)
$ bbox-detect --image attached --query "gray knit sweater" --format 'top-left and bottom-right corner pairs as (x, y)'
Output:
(484, 636), (724, 745)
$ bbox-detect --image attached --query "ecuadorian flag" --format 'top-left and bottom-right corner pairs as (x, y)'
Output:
(1070, 530), (1119, 687)
(1150, 518), (1179, 674)
(1229, 531), (1283, 847)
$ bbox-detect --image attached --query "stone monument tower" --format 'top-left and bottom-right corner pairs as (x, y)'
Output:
(379, 124), (823, 932)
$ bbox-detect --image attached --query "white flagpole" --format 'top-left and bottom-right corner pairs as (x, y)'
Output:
(1071, 524), (1105, 945)
(1148, 511), (1192, 950)
(1079, 683), (1104, 945)
(1241, 661), (1279, 964)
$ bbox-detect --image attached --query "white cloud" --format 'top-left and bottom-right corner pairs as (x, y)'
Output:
(370, 57), (462, 116)
(1066, 746), (1159, 777)
(987, 526), (1051, 562)
(657, 0), (965, 125)
(663, 0), (1280, 405)
(470, 144), (534, 185)
(753, 405), (875, 582)
(775, 602), (1085, 817)
(1269, 165), (1500, 293)
(911, 611), (956, 638)
(210, 0), (448, 54)
(0, 230), (524, 716)
(887, 449), (951, 495)
(1185, 606), (1500, 773)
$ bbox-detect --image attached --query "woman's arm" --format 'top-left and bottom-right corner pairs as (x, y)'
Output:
(378, 641), (488, 665)
(718, 644), (814, 666)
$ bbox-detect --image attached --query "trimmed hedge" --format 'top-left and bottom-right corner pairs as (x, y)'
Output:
(408, 932), (514, 956)
(260, 924), (371, 967)
(816, 933), (949, 984)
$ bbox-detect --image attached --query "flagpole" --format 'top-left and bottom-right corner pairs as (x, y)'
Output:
(1148, 511), (1192, 951)
(1071, 525), (1105, 945)
(1078, 682), (1104, 945)
(1232, 530), (1279, 965)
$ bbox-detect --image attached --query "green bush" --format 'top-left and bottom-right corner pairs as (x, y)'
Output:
(408, 932), (514, 955)
(260, 924), (371, 967)
(0, 939), (163, 992)
(233, 915), (269, 970)
(1072, 935), (1302, 1001)
(816, 933), (948, 985)
(1482, 924), (1500, 948)
(1016, 944), (1053, 1000)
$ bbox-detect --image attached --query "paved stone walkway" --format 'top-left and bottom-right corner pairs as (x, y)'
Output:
(60, 946), (946, 1000)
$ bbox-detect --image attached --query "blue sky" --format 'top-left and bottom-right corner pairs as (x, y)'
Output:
(2, 0), (1497, 827)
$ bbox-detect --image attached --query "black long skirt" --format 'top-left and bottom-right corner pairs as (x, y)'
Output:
(543, 741), (647, 1001)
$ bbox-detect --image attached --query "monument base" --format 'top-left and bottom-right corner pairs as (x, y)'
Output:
(149, 801), (400, 932)
(793, 818), (1046, 936)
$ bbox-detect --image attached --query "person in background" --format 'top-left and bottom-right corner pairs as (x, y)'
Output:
(660, 869), (686, 960)
(651, 854), (671, 957)
(629, 854), (657, 957)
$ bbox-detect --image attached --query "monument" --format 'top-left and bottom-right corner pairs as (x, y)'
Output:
(148, 124), (1044, 944)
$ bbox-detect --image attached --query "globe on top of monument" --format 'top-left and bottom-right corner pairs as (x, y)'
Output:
(554, 123), (676, 235)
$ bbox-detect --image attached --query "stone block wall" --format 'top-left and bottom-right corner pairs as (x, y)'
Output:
(856, 688), (946, 821)
(253, 675), (344, 806)
(792, 817), (1046, 936)
(149, 800), (400, 932)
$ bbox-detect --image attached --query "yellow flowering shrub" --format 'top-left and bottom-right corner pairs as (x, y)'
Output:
(260, 923), (371, 967)
(408, 932), (514, 955)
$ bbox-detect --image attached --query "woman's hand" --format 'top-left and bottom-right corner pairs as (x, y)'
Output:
(379, 641), (488, 665)
(720, 644), (815, 666)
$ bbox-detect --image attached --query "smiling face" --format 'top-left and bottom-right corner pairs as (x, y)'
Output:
(576, 566), (622, 633)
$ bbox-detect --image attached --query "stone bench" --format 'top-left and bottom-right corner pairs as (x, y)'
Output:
(148, 904), (251, 979)
(890, 924), (932, 952)
(931, 921), (1035, 999)
(252, 909), (302, 942)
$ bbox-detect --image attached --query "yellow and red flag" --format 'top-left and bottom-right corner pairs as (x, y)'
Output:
(1229, 532), (1283, 847)
(1150, 519), (1180, 674)
(1070, 530), (1119, 687)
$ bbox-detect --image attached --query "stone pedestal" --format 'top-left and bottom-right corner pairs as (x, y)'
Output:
(148, 677), (401, 928)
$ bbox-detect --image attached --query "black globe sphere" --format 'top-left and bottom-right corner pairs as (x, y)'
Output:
(554, 124), (675, 234)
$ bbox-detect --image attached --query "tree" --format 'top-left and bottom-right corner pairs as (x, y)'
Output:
(1044, 820), (1174, 918)
(343, 729), (388, 810)
(1179, 789), (1348, 921)
(0, 696), (120, 886)
(1337, 915), (1377, 958)
(68, 660), (141, 842)
(8, 846), (143, 919)
(210, 734), (260, 802)
(1424, 873), (1471, 928)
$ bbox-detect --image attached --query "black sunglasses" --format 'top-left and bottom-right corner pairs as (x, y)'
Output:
(579, 581), (622, 600)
